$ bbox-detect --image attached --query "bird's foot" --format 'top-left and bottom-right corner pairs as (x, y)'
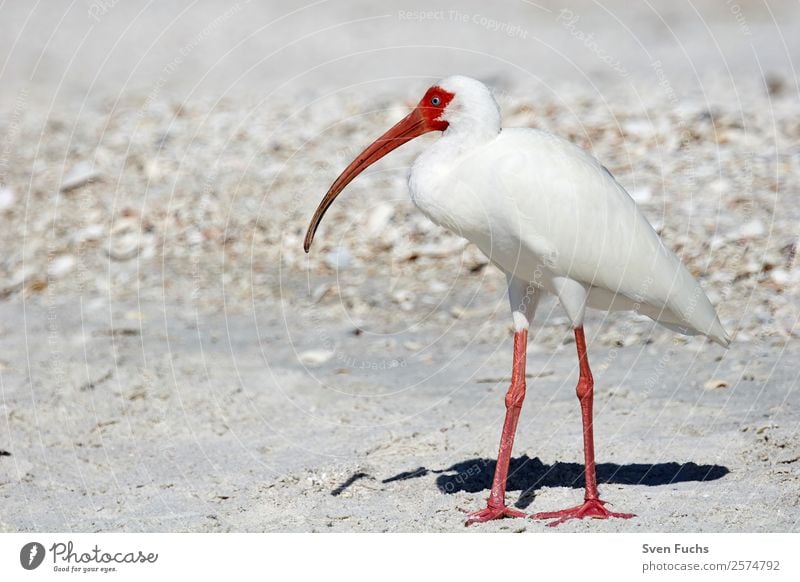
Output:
(461, 503), (526, 526)
(531, 498), (634, 527)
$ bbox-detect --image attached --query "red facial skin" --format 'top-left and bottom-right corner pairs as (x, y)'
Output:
(304, 86), (455, 252)
(417, 86), (454, 132)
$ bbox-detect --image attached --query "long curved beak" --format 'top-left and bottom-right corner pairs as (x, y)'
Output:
(304, 107), (432, 253)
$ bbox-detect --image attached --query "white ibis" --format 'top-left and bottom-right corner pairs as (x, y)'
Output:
(304, 76), (730, 527)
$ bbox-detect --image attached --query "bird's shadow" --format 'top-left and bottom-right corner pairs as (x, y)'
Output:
(376, 455), (729, 509)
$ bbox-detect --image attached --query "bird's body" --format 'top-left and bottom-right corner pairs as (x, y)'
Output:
(304, 75), (729, 526)
(409, 89), (728, 346)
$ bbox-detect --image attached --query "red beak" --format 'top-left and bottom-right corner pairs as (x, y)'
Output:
(303, 107), (435, 253)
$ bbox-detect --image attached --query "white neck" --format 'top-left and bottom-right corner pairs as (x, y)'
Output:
(408, 118), (501, 217)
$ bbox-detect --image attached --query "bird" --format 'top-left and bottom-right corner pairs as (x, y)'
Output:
(303, 75), (730, 527)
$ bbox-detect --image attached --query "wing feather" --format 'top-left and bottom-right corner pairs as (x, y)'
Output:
(487, 129), (729, 345)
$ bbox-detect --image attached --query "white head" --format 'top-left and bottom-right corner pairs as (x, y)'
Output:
(304, 76), (502, 251)
(436, 75), (502, 139)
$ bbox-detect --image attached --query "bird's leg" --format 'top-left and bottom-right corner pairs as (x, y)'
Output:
(532, 326), (635, 527)
(464, 328), (528, 526)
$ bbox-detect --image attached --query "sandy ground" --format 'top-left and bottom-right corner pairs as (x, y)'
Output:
(0, 299), (797, 532)
(0, 0), (799, 532)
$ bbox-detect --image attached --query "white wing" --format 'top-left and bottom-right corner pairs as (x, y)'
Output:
(456, 128), (729, 346)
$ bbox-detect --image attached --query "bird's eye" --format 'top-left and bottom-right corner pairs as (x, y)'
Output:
(431, 96), (441, 106)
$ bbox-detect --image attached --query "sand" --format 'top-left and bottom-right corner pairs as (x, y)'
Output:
(0, 0), (798, 532)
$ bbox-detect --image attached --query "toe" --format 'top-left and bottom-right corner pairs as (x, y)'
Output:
(464, 505), (526, 526)
(532, 500), (634, 526)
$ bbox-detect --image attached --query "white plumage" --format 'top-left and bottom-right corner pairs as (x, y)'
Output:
(410, 76), (729, 345)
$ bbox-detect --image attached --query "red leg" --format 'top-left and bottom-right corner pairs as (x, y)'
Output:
(464, 329), (528, 525)
(532, 326), (635, 527)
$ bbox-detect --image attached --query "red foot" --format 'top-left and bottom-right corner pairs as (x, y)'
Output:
(462, 504), (526, 526)
(532, 498), (634, 527)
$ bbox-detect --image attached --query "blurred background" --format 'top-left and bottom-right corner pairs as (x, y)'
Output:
(2, 0), (799, 105)
(0, 1), (797, 532)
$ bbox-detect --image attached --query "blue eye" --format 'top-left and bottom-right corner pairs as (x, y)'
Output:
(431, 96), (441, 106)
